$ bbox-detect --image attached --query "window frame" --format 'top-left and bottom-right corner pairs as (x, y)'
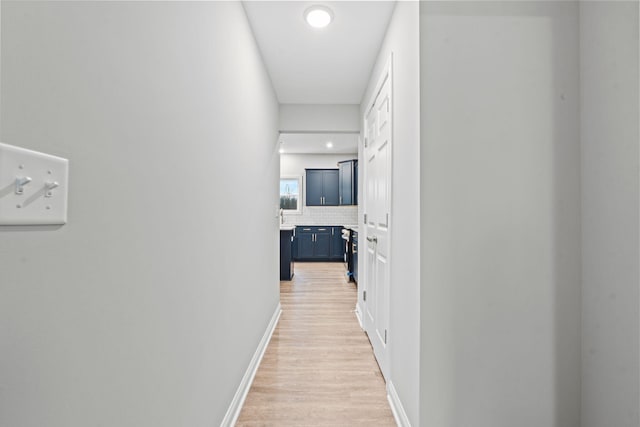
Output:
(279, 175), (303, 215)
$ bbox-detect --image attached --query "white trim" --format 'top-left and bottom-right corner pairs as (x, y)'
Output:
(220, 303), (282, 427)
(387, 381), (411, 427)
(354, 303), (363, 329)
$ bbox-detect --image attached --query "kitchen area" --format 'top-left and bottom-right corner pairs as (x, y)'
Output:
(278, 134), (359, 286)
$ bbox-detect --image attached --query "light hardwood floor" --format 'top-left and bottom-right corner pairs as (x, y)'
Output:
(236, 262), (396, 426)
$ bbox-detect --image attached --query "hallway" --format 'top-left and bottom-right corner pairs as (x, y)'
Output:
(236, 263), (395, 426)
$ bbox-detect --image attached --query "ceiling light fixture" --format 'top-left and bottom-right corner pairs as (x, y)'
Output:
(279, 147), (285, 154)
(304, 5), (333, 29)
(326, 141), (333, 149)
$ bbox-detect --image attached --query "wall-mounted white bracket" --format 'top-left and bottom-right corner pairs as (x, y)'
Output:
(0, 143), (69, 225)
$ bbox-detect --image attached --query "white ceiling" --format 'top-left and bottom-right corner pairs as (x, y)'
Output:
(279, 133), (358, 154)
(243, 1), (396, 104)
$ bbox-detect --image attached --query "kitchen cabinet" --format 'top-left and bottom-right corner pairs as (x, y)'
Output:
(294, 226), (344, 261)
(352, 230), (358, 282)
(280, 228), (294, 280)
(338, 160), (358, 206)
(314, 228), (331, 258)
(297, 228), (315, 258)
(306, 169), (339, 206)
(331, 226), (344, 259)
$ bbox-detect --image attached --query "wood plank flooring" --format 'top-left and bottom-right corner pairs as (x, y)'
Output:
(236, 262), (395, 426)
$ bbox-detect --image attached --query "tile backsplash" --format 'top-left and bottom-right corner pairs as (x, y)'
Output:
(283, 206), (358, 226)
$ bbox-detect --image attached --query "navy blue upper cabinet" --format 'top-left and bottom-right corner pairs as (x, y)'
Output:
(305, 169), (339, 206)
(338, 160), (358, 206)
(338, 161), (353, 205)
(323, 170), (339, 206)
(306, 170), (324, 206)
(354, 161), (358, 205)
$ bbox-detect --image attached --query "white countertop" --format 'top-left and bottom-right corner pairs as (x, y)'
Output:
(343, 225), (358, 231)
(279, 225), (296, 231)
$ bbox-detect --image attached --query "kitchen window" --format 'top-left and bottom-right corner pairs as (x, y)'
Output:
(280, 176), (302, 214)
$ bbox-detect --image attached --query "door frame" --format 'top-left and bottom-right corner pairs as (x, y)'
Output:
(361, 54), (393, 380)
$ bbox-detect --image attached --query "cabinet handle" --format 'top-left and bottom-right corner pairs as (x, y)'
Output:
(318, 228), (326, 231)
(303, 228), (311, 231)
(367, 236), (378, 243)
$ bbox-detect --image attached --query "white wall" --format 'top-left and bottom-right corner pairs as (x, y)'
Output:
(0, 2), (280, 426)
(360, 2), (421, 424)
(279, 104), (360, 132)
(580, 2), (639, 426)
(280, 153), (358, 226)
(420, 2), (581, 426)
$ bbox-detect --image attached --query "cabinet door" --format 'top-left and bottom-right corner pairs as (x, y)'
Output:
(306, 170), (323, 206)
(280, 230), (293, 280)
(297, 230), (315, 258)
(339, 162), (353, 205)
(331, 227), (345, 259)
(354, 160), (358, 205)
(314, 229), (331, 258)
(292, 231), (299, 259)
(322, 170), (340, 206)
(352, 232), (358, 282)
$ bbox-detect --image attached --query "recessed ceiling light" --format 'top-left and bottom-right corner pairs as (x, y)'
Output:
(304, 5), (333, 29)
(279, 147), (285, 154)
(326, 141), (333, 148)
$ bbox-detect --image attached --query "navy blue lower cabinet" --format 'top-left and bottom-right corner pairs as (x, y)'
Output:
(294, 226), (345, 261)
(331, 227), (345, 259)
(352, 231), (358, 282)
(280, 229), (294, 280)
(292, 232), (298, 259)
(297, 228), (315, 259)
(314, 228), (331, 258)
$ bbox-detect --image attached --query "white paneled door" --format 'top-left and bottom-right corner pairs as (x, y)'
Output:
(363, 65), (392, 380)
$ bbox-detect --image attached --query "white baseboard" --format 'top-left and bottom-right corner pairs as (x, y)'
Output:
(387, 381), (411, 427)
(354, 303), (363, 329)
(220, 303), (282, 427)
